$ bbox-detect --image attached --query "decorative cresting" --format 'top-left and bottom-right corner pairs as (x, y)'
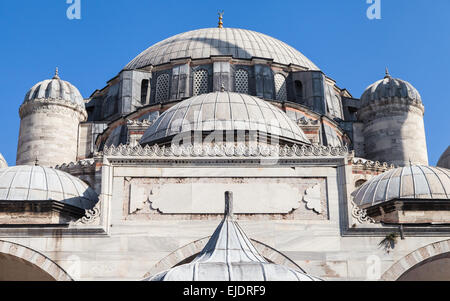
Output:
(140, 92), (310, 145)
(147, 192), (321, 281)
(124, 28), (320, 70)
(0, 240), (73, 281)
(103, 143), (349, 158)
(0, 166), (98, 210)
(353, 165), (450, 208)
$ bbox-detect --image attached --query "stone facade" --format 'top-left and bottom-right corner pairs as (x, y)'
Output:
(17, 99), (87, 167)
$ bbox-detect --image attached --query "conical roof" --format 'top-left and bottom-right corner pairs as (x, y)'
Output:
(147, 192), (321, 281)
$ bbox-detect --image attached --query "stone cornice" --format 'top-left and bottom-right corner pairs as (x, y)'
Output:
(19, 98), (88, 121)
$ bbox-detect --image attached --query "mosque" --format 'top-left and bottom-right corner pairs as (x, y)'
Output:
(0, 16), (449, 281)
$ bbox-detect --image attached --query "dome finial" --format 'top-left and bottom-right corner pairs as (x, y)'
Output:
(218, 11), (224, 28)
(224, 191), (234, 220)
(385, 67), (391, 79)
(53, 67), (60, 79)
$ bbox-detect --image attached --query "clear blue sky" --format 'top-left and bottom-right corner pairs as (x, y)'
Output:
(0, 0), (448, 166)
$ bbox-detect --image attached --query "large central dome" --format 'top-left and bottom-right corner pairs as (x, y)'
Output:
(125, 28), (320, 70)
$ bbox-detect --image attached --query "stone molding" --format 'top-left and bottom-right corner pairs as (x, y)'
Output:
(103, 143), (349, 158)
(0, 240), (73, 281)
(381, 239), (450, 281)
(19, 98), (87, 121)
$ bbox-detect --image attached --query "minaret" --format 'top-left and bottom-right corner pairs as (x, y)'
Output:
(358, 69), (428, 166)
(17, 68), (87, 167)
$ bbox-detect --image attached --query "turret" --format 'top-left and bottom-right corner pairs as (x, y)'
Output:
(16, 69), (87, 167)
(357, 69), (428, 167)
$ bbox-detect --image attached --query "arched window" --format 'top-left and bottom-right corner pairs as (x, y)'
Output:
(141, 79), (150, 105)
(295, 80), (303, 102)
(155, 74), (170, 102)
(193, 69), (209, 96)
(355, 179), (367, 188)
(274, 73), (287, 101)
(332, 95), (342, 119)
(235, 69), (249, 94)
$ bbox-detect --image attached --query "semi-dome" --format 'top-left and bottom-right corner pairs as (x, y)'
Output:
(140, 92), (310, 145)
(23, 68), (84, 107)
(360, 69), (422, 105)
(438, 147), (450, 169)
(125, 28), (320, 70)
(147, 192), (321, 281)
(353, 165), (450, 208)
(0, 165), (98, 210)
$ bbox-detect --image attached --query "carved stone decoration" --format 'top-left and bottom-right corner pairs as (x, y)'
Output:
(303, 184), (322, 214)
(351, 201), (375, 224)
(103, 143), (349, 158)
(71, 202), (101, 226)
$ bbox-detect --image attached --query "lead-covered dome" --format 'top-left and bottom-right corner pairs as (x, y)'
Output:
(140, 92), (310, 145)
(23, 69), (84, 107)
(125, 28), (320, 70)
(438, 147), (450, 169)
(360, 70), (422, 105)
(0, 166), (98, 210)
(353, 165), (450, 208)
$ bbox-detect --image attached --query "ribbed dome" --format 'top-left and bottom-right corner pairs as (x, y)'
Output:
(24, 69), (84, 106)
(353, 165), (450, 208)
(360, 71), (422, 105)
(0, 166), (98, 210)
(147, 193), (321, 281)
(438, 147), (450, 169)
(125, 28), (319, 70)
(140, 92), (310, 145)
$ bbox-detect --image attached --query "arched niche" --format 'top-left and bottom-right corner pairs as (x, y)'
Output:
(382, 239), (450, 281)
(0, 240), (73, 281)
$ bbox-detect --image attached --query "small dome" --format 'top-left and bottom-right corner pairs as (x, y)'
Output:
(0, 153), (7, 169)
(125, 28), (319, 70)
(438, 147), (450, 169)
(147, 192), (321, 281)
(0, 166), (98, 210)
(140, 92), (310, 145)
(353, 165), (450, 208)
(360, 69), (422, 104)
(23, 68), (84, 106)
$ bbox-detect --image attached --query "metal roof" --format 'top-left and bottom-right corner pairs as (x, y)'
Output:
(140, 92), (310, 145)
(353, 165), (450, 208)
(125, 28), (320, 70)
(0, 166), (98, 210)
